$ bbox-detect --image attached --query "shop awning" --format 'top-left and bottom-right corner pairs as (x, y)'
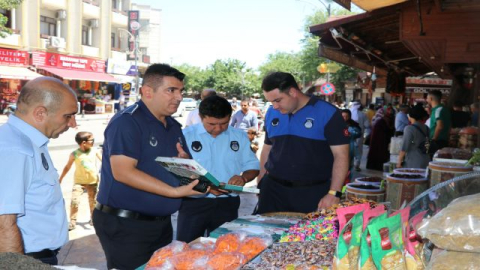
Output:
(0, 66), (43, 80)
(40, 67), (120, 83)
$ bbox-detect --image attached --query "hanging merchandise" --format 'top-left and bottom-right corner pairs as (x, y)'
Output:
(386, 69), (406, 95)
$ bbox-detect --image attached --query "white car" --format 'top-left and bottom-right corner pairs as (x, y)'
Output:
(182, 98), (197, 111)
(172, 102), (186, 117)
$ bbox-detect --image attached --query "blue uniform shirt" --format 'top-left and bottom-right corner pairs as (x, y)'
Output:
(0, 115), (68, 253)
(264, 97), (349, 183)
(97, 101), (190, 216)
(183, 124), (260, 197)
(230, 110), (258, 131)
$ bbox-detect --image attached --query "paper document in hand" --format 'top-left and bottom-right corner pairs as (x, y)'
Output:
(155, 156), (259, 194)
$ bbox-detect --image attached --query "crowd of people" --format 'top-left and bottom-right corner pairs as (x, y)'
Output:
(1, 63), (478, 269)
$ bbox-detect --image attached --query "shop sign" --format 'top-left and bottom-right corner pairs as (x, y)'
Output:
(106, 58), (132, 75)
(406, 87), (450, 94)
(31, 52), (106, 73)
(406, 77), (452, 86)
(0, 48), (29, 66)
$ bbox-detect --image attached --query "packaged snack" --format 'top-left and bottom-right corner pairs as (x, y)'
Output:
(359, 213), (388, 270)
(213, 233), (246, 253)
(416, 193), (480, 253)
(405, 211), (427, 270)
(426, 250), (480, 270)
(336, 203), (370, 232)
(368, 214), (407, 270)
(170, 249), (209, 270)
(189, 241), (215, 251)
(237, 236), (272, 260)
(363, 206), (386, 230)
(146, 241), (188, 269)
(333, 211), (364, 270)
(207, 252), (246, 270)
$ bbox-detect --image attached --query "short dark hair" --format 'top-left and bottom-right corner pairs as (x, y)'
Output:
(75, 131), (93, 145)
(408, 106), (427, 121)
(428, 90), (442, 101)
(261, 72), (299, 93)
(142, 64), (185, 92)
(369, 104), (375, 110)
(341, 109), (352, 119)
(199, 95), (233, 119)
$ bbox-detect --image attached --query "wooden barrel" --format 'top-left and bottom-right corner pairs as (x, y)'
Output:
(345, 183), (385, 203)
(386, 173), (429, 210)
(428, 161), (473, 187)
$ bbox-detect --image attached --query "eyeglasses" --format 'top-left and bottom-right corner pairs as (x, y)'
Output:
(85, 139), (95, 144)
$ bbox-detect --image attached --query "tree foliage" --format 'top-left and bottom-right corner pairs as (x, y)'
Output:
(0, 0), (22, 38)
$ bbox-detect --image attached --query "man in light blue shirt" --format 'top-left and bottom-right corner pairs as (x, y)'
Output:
(230, 99), (259, 132)
(177, 96), (260, 242)
(395, 105), (410, 136)
(0, 77), (78, 265)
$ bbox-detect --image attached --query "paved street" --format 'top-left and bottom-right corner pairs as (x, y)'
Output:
(0, 111), (381, 269)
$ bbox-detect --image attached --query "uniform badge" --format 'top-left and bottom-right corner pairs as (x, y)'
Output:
(192, 141), (202, 152)
(149, 135), (158, 147)
(272, 118), (280, 127)
(41, 153), (49, 170)
(304, 118), (314, 129)
(230, 141), (239, 151)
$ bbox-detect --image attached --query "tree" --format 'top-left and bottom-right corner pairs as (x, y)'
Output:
(258, 51), (302, 83)
(0, 0), (23, 38)
(174, 64), (209, 95)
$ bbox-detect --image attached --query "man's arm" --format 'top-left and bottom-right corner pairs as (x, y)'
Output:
(433, 119), (444, 140)
(252, 114), (259, 131)
(59, 153), (75, 184)
(318, 144), (349, 209)
(257, 144), (272, 183)
(110, 155), (205, 198)
(0, 214), (23, 253)
(228, 169), (259, 186)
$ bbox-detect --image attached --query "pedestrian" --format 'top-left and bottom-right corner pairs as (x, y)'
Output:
(427, 90), (451, 151)
(366, 107), (395, 171)
(59, 131), (102, 231)
(230, 99), (258, 132)
(397, 106), (430, 169)
(0, 77), (78, 264)
(93, 63), (206, 270)
(177, 95), (260, 243)
(247, 127), (260, 154)
(349, 101), (369, 171)
(395, 105), (410, 136)
(256, 72), (349, 214)
(342, 109), (362, 181)
(185, 88), (216, 127)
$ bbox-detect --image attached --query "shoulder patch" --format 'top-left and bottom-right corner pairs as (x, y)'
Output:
(122, 103), (139, 115)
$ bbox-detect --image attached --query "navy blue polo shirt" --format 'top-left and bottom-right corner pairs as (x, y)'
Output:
(97, 100), (190, 217)
(264, 97), (348, 183)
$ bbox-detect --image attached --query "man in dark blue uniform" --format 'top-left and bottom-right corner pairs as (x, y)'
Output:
(257, 72), (350, 214)
(93, 64), (205, 270)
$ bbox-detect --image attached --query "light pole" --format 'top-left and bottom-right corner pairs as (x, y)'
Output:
(118, 28), (140, 96)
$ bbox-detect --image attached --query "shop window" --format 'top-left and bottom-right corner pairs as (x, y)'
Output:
(40, 16), (56, 36)
(0, 9), (12, 29)
(82, 25), (88, 45)
(111, 33), (115, 48)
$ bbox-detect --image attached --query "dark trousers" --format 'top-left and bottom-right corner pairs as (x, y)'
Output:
(92, 208), (172, 270)
(256, 174), (330, 214)
(176, 196), (240, 243)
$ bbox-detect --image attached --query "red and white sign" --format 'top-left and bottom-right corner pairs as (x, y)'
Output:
(406, 77), (452, 86)
(0, 48), (29, 66)
(320, 82), (336, 95)
(31, 52), (106, 73)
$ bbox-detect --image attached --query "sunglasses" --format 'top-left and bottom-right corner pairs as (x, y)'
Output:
(85, 139), (95, 143)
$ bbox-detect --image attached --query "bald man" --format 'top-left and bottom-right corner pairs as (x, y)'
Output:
(0, 77), (78, 265)
(185, 88), (216, 127)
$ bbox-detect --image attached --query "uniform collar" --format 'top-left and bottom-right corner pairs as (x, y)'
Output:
(194, 122), (229, 138)
(8, 114), (49, 148)
(138, 100), (176, 128)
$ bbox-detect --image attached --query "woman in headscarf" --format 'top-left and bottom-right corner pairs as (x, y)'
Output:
(342, 109), (361, 181)
(367, 106), (395, 171)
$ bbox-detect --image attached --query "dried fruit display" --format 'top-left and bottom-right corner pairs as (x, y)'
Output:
(237, 237), (271, 260)
(146, 241), (188, 269)
(170, 249), (209, 269)
(208, 252), (246, 270)
(214, 233), (244, 253)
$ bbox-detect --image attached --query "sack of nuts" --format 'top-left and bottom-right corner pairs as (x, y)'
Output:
(368, 214), (407, 270)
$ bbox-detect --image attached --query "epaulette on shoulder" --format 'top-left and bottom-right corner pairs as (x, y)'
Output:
(122, 103), (139, 115)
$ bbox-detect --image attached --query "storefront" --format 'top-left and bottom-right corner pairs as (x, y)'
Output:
(405, 77), (452, 105)
(31, 52), (119, 114)
(106, 58), (138, 109)
(0, 48), (42, 114)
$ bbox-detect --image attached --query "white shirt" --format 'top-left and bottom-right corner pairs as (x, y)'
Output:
(185, 108), (202, 127)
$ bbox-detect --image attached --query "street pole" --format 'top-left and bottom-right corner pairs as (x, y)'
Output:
(134, 36), (139, 98)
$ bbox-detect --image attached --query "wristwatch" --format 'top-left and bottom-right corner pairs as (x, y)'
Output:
(328, 190), (342, 198)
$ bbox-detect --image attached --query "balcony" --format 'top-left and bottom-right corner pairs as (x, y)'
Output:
(0, 30), (21, 47)
(111, 10), (127, 27)
(82, 0), (100, 19)
(41, 0), (66, 10)
(82, 45), (99, 58)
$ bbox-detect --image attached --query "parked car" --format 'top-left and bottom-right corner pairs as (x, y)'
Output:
(172, 102), (186, 118)
(262, 102), (272, 115)
(182, 98), (197, 111)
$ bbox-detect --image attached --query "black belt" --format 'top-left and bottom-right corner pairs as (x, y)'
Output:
(95, 203), (168, 221)
(268, 174), (326, 188)
(25, 248), (60, 259)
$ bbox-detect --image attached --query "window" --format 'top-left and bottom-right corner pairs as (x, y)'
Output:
(40, 16), (56, 36)
(112, 0), (119, 10)
(140, 47), (147, 55)
(82, 25), (88, 45)
(111, 33), (115, 48)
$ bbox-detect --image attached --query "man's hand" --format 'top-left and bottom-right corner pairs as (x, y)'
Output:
(228, 175), (246, 186)
(173, 180), (209, 197)
(176, 142), (190, 159)
(317, 194), (340, 210)
(210, 187), (230, 196)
